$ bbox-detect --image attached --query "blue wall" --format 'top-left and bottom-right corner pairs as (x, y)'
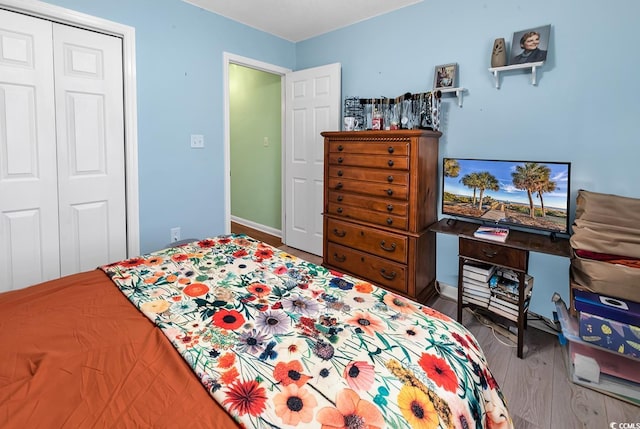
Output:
(41, 0), (640, 319)
(296, 0), (640, 319)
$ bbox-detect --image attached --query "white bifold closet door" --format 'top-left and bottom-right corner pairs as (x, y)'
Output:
(0, 9), (126, 292)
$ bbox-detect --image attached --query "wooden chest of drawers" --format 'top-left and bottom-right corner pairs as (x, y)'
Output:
(321, 130), (441, 303)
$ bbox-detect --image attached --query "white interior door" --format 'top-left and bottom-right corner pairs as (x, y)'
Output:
(284, 63), (341, 256)
(0, 10), (60, 291)
(53, 24), (127, 276)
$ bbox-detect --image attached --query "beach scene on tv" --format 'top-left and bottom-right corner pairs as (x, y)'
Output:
(442, 158), (570, 234)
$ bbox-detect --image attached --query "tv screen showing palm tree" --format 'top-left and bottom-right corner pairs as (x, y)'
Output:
(442, 158), (571, 235)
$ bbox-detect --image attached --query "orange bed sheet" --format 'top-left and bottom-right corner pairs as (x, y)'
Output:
(0, 269), (238, 428)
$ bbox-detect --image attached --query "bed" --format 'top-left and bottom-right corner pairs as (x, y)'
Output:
(0, 234), (513, 428)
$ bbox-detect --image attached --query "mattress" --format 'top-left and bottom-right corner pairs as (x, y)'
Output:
(1, 234), (514, 428)
(0, 269), (237, 428)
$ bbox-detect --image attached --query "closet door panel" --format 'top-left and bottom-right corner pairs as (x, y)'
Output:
(69, 201), (110, 271)
(0, 10), (59, 292)
(53, 24), (127, 275)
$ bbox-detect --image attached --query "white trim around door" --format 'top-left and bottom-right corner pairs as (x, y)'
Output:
(0, 0), (140, 257)
(222, 52), (291, 238)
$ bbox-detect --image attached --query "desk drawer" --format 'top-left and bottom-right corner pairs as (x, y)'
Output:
(459, 237), (527, 271)
(326, 242), (407, 294)
(326, 218), (407, 263)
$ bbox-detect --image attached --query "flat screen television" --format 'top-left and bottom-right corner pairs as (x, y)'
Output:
(442, 158), (571, 236)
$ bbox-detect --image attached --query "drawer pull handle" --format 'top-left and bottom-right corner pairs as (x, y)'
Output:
(337, 145), (344, 151)
(380, 268), (397, 280)
(387, 175), (394, 183)
(332, 228), (346, 237)
(386, 189), (393, 196)
(482, 249), (498, 258)
(337, 195), (343, 202)
(337, 207), (343, 214)
(386, 218), (393, 225)
(333, 253), (346, 263)
(387, 204), (394, 212)
(388, 160), (394, 167)
(338, 157), (344, 163)
(336, 182), (343, 190)
(387, 147), (394, 154)
(380, 241), (397, 252)
(337, 170), (343, 176)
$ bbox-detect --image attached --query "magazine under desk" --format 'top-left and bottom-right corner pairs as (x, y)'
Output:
(430, 218), (571, 358)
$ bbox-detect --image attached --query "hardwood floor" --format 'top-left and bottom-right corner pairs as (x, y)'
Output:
(230, 222), (322, 264)
(231, 224), (639, 426)
(231, 222), (283, 248)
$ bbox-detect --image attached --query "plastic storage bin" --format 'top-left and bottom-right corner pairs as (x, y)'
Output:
(574, 289), (640, 358)
(553, 294), (640, 405)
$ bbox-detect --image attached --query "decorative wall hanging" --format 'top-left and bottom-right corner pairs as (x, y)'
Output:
(433, 63), (458, 90)
(510, 24), (551, 65)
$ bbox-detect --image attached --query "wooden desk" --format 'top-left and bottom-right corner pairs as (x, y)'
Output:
(430, 218), (571, 358)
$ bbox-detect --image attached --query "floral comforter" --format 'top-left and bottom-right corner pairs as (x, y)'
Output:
(101, 234), (512, 429)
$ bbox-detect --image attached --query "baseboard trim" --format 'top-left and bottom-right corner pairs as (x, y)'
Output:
(437, 281), (458, 301)
(231, 216), (281, 238)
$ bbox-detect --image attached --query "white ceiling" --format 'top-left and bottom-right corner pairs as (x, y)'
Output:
(183, 0), (423, 42)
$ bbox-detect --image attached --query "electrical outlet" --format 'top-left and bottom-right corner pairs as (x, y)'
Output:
(170, 227), (181, 243)
(263, 137), (269, 147)
(190, 134), (204, 148)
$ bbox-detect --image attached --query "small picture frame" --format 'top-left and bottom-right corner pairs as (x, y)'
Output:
(433, 63), (457, 90)
(510, 24), (551, 65)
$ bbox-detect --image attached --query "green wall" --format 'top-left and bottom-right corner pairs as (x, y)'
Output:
(229, 65), (282, 231)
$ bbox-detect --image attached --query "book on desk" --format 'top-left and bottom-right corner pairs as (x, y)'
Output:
(473, 225), (510, 242)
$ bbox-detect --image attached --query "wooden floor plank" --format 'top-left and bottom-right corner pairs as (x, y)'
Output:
(498, 327), (555, 428)
(279, 245), (322, 265)
(550, 341), (608, 428)
(605, 395), (640, 425)
(231, 221), (282, 248)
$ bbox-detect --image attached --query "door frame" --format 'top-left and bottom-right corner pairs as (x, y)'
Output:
(222, 52), (290, 238)
(0, 0), (140, 257)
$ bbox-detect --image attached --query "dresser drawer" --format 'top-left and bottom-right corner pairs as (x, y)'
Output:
(329, 141), (409, 156)
(326, 242), (407, 294)
(327, 202), (408, 230)
(459, 237), (527, 271)
(327, 177), (408, 200)
(326, 218), (407, 263)
(328, 153), (409, 170)
(328, 166), (409, 186)
(327, 192), (408, 217)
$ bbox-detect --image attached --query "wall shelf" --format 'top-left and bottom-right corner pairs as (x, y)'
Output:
(488, 61), (544, 89)
(437, 87), (465, 107)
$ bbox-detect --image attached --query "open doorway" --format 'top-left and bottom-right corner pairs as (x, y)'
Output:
(228, 64), (282, 237)
(223, 53), (290, 240)
(223, 53), (341, 256)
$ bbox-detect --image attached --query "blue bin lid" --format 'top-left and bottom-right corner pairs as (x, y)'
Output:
(574, 290), (640, 327)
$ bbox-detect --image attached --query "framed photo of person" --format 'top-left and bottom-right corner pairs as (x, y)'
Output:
(510, 24), (551, 65)
(433, 63), (457, 90)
